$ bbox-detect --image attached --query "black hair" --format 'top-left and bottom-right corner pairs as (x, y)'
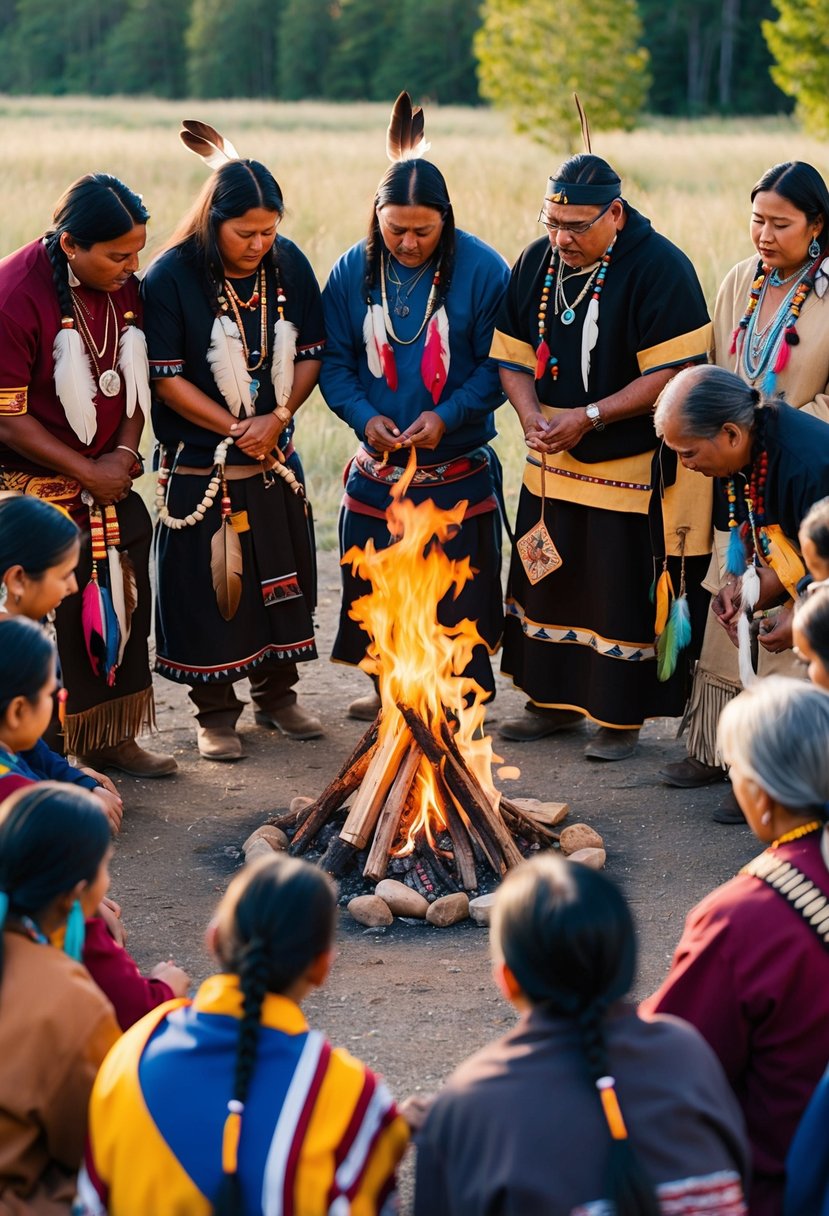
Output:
(752, 162), (829, 256)
(800, 496), (829, 562)
(0, 617), (55, 719)
(43, 173), (150, 321)
(551, 153), (622, 192)
(167, 159), (284, 314)
(0, 496), (80, 582)
(654, 364), (768, 441)
(493, 854), (659, 1216)
(795, 590), (829, 672)
(366, 159), (456, 306)
(0, 782), (110, 981)
(212, 853), (337, 1216)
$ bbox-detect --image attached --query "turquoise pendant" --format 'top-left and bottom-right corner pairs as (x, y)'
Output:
(250, 378), (260, 405)
(561, 308), (576, 326)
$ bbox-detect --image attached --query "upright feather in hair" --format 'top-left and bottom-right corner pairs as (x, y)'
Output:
(53, 325), (98, 444)
(386, 91), (430, 162)
(574, 92), (592, 154)
(271, 317), (298, 408)
(118, 319), (151, 420)
(179, 119), (241, 169)
(207, 315), (253, 418)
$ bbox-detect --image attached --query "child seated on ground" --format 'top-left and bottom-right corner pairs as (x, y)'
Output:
(0, 783), (120, 1212)
(415, 852), (749, 1216)
(0, 619), (189, 1028)
(0, 495), (123, 831)
(793, 589), (829, 690)
(78, 853), (409, 1216)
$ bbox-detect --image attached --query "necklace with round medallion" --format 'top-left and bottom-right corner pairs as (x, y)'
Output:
(71, 290), (122, 396)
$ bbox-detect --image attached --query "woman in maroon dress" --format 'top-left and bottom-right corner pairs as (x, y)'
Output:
(0, 174), (175, 777)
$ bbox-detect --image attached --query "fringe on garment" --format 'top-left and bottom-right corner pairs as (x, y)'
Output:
(64, 685), (156, 756)
(678, 665), (741, 768)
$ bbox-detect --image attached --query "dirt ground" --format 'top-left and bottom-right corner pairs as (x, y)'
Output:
(110, 548), (755, 1204)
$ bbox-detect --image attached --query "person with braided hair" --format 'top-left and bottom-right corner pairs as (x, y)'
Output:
(0, 173), (176, 779)
(414, 852), (748, 1216)
(320, 93), (509, 719)
(661, 162), (829, 806)
(79, 853), (409, 1216)
(655, 364), (829, 820)
(143, 146), (325, 761)
(0, 782), (120, 1213)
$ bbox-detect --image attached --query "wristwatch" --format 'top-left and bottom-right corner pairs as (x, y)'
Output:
(585, 403), (605, 431)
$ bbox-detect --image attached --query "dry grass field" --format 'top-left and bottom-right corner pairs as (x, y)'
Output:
(1, 96), (826, 543)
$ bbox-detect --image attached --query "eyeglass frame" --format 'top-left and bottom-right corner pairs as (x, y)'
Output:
(537, 198), (618, 236)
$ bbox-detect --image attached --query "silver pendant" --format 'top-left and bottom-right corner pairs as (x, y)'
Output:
(561, 308), (576, 326)
(99, 369), (121, 397)
(394, 302), (410, 317)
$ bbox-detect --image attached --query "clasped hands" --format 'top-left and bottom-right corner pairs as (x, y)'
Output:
(365, 411), (446, 453)
(711, 567), (792, 652)
(523, 408), (589, 455)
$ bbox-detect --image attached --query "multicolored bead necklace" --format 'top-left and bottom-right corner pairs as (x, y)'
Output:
(219, 266), (268, 372)
(535, 242), (614, 382)
(730, 257), (817, 394)
(726, 447), (771, 574)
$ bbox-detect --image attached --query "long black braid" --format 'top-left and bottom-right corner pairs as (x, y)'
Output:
(365, 159), (456, 311)
(494, 854), (660, 1216)
(211, 854), (337, 1216)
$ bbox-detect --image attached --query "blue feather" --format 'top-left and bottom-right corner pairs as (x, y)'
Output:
(98, 584), (121, 686)
(657, 595), (691, 682)
(725, 525), (746, 577)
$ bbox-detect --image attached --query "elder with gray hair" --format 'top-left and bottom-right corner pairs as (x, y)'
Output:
(655, 364), (829, 821)
(642, 676), (829, 1216)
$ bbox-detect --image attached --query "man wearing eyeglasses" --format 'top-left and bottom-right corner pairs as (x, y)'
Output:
(491, 154), (712, 760)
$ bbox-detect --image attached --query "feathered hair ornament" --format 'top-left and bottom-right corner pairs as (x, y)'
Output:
(365, 92), (448, 403)
(179, 119), (240, 169)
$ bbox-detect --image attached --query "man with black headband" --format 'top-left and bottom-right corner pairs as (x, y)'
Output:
(492, 154), (712, 759)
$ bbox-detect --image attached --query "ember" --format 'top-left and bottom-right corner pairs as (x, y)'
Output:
(270, 450), (568, 896)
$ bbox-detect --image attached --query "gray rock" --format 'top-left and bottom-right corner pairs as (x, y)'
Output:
(468, 893), (497, 926)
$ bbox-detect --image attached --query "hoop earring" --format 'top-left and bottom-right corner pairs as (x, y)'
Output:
(63, 898), (86, 961)
(809, 236), (821, 260)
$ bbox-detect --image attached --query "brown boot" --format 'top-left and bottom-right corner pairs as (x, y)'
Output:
(498, 708), (583, 742)
(254, 703), (324, 740)
(347, 691), (382, 722)
(584, 727), (640, 761)
(78, 737), (177, 778)
(197, 726), (244, 762)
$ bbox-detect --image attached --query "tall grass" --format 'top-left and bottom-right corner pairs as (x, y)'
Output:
(1, 97), (826, 545)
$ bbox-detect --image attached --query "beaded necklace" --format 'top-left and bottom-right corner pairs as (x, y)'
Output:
(219, 266), (268, 372)
(731, 258), (817, 394)
(554, 260), (601, 325)
(771, 820), (822, 849)
(726, 446), (771, 574)
(535, 243), (614, 382)
(380, 255), (440, 345)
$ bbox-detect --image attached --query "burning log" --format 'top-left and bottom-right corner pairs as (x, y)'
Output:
(288, 718), (379, 852)
(364, 741), (423, 882)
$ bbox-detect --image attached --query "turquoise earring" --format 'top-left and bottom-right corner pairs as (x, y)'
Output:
(63, 898), (85, 961)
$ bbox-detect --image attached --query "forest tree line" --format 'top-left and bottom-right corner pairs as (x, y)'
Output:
(0, 0), (801, 120)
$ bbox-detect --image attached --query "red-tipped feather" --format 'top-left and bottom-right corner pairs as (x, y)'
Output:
(82, 579), (106, 678)
(774, 338), (791, 374)
(380, 342), (398, 392)
(535, 339), (551, 380)
(422, 314), (448, 404)
(730, 327), (740, 356)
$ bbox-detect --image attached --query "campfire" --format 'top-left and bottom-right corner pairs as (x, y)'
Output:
(269, 451), (569, 897)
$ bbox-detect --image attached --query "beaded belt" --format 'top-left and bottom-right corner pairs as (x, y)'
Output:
(354, 445), (489, 487)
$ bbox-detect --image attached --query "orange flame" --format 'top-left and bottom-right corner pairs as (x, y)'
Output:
(342, 449), (500, 854)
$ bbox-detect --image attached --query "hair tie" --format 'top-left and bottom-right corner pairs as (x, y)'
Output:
(750, 387), (762, 405)
(222, 1099), (245, 1175)
(596, 1076), (628, 1141)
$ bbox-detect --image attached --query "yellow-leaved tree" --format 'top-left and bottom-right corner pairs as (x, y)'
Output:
(474, 0), (650, 146)
(764, 0), (829, 135)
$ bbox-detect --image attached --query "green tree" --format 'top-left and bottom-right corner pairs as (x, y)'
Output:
(0, 0), (70, 92)
(764, 0), (829, 133)
(323, 0), (395, 100)
(474, 0), (650, 145)
(99, 0), (190, 97)
(186, 0), (279, 99)
(372, 0), (481, 104)
(277, 0), (335, 100)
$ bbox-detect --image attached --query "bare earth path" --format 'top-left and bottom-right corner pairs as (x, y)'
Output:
(110, 549), (754, 1202)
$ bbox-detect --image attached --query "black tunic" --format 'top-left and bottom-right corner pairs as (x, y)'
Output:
(492, 208), (711, 726)
(142, 238), (324, 684)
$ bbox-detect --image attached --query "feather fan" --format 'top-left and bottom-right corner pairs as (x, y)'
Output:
(271, 317), (298, 408)
(53, 327), (98, 445)
(386, 91), (430, 162)
(180, 119), (240, 169)
(211, 520), (243, 621)
(737, 564), (761, 688)
(207, 315), (253, 418)
(118, 323), (151, 420)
